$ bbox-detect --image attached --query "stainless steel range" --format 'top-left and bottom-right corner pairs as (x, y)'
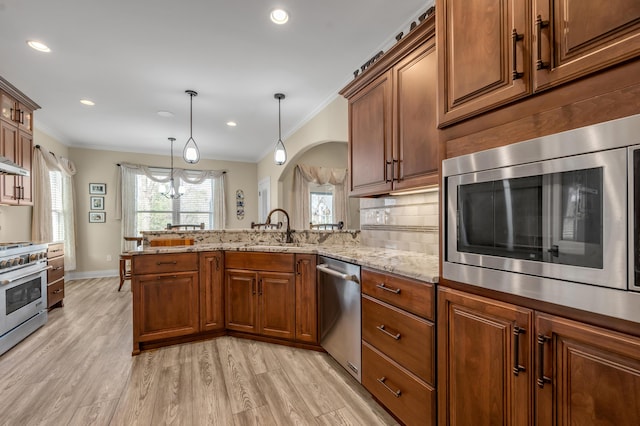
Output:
(0, 242), (49, 356)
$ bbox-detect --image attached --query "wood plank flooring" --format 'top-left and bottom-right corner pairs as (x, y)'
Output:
(0, 277), (398, 425)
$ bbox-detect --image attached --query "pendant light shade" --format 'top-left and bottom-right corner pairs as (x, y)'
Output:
(160, 137), (185, 199)
(183, 90), (200, 164)
(273, 93), (286, 166)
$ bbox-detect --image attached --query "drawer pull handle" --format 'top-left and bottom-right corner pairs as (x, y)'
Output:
(157, 275), (178, 280)
(376, 324), (401, 340)
(377, 377), (401, 398)
(513, 325), (526, 376)
(52, 266), (63, 271)
(536, 15), (550, 70)
(52, 289), (63, 294)
(376, 283), (400, 294)
(156, 261), (178, 265)
(537, 334), (552, 388)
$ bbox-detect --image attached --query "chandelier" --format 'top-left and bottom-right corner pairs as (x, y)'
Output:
(273, 93), (287, 165)
(160, 137), (184, 199)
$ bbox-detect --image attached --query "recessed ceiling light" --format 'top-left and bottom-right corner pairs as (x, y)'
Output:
(80, 99), (95, 106)
(226, 121), (237, 127)
(157, 111), (174, 118)
(270, 9), (289, 25)
(27, 40), (51, 53)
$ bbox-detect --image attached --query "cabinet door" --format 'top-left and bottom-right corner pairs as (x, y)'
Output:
(535, 312), (640, 425)
(533, 0), (640, 91)
(225, 269), (258, 334)
(199, 251), (224, 332)
(258, 271), (295, 340)
(438, 287), (533, 426)
(295, 254), (317, 344)
(134, 272), (199, 342)
(17, 132), (32, 205)
(0, 92), (17, 123)
(17, 103), (33, 134)
(0, 120), (18, 204)
(393, 41), (439, 191)
(437, 0), (530, 126)
(348, 70), (393, 196)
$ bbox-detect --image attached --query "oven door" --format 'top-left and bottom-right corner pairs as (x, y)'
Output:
(446, 147), (627, 289)
(0, 267), (47, 336)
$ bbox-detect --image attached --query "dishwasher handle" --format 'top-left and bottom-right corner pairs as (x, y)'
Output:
(316, 263), (359, 283)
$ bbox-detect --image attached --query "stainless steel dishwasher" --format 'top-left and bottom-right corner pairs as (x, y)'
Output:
(317, 256), (361, 383)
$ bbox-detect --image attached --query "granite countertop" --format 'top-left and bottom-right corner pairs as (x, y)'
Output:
(130, 243), (439, 284)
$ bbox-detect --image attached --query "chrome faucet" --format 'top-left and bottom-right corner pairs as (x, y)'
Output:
(266, 208), (292, 243)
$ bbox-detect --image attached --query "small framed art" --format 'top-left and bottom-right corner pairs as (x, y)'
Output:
(89, 212), (106, 223)
(89, 183), (107, 194)
(90, 196), (104, 210)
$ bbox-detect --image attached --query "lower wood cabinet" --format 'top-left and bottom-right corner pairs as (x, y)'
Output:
(361, 269), (436, 425)
(438, 286), (640, 426)
(225, 252), (296, 341)
(46, 242), (65, 309)
(199, 251), (224, 332)
(295, 253), (318, 344)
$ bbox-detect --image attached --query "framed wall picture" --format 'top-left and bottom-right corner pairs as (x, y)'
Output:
(90, 196), (104, 210)
(89, 183), (107, 194)
(89, 212), (106, 223)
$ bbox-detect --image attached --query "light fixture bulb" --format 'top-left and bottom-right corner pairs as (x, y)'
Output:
(274, 139), (287, 165)
(183, 138), (200, 163)
(183, 90), (200, 164)
(80, 99), (95, 106)
(270, 9), (289, 24)
(27, 40), (50, 52)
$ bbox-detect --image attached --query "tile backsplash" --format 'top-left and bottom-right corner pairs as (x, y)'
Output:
(360, 191), (439, 254)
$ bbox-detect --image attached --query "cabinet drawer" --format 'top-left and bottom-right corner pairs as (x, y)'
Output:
(133, 252), (198, 275)
(361, 269), (434, 320)
(362, 295), (434, 384)
(225, 252), (294, 272)
(47, 256), (64, 283)
(362, 342), (435, 426)
(47, 279), (64, 308)
(47, 242), (64, 259)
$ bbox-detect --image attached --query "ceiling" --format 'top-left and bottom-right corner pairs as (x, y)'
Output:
(0, 0), (430, 163)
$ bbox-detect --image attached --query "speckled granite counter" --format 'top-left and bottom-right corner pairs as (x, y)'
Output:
(130, 243), (439, 284)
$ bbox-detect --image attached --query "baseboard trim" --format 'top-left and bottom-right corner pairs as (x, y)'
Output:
(67, 269), (118, 281)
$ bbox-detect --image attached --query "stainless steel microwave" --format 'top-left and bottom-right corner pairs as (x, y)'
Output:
(443, 114), (640, 294)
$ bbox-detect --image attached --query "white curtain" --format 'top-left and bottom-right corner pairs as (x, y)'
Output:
(116, 162), (226, 251)
(31, 146), (78, 270)
(292, 164), (347, 229)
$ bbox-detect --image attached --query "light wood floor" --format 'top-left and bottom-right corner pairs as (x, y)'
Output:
(0, 277), (398, 426)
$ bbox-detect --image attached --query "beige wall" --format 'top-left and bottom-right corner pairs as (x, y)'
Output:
(257, 96), (349, 209)
(0, 129), (70, 242)
(69, 147), (258, 276)
(280, 141), (359, 229)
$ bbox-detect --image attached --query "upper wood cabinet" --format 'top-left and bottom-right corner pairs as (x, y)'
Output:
(0, 77), (39, 206)
(437, 0), (640, 126)
(340, 14), (438, 197)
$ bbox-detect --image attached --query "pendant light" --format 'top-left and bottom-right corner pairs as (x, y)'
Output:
(273, 93), (286, 165)
(160, 137), (185, 199)
(183, 90), (200, 164)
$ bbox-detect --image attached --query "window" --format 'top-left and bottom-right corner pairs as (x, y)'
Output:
(310, 184), (335, 224)
(134, 172), (216, 231)
(50, 170), (64, 241)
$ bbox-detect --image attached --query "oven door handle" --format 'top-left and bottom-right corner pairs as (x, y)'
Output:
(1, 266), (49, 285)
(316, 264), (359, 283)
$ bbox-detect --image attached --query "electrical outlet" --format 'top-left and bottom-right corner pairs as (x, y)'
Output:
(106, 254), (112, 262)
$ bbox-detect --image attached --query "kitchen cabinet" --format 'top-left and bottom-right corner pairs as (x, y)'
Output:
(340, 14), (438, 197)
(536, 312), (640, 425)
(46, 242), (65, 309)
(225, 252), (295, 341)
(437, 0), (640, 126)
(438, 287), (533, 426)
(199, 251), (224, 332)
(132, 253), (199, 354)
(438, 286), (640, 425)
(295, 253), (318, 344)
(0, 79), (38, 206)
(361, 268), (436, 426)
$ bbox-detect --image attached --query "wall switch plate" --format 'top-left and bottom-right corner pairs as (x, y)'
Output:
(106, 254), (112, 261)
